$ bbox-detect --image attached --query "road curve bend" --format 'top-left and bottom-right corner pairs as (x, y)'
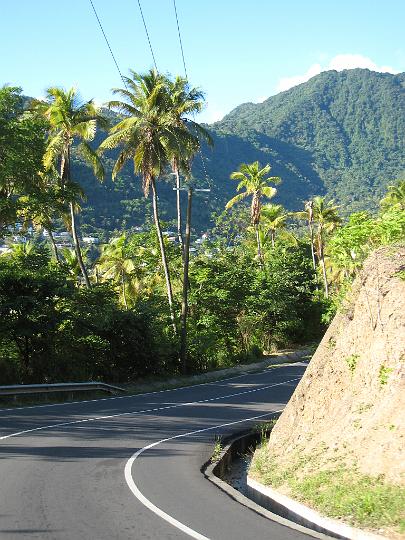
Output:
(0, 362), (312, 540)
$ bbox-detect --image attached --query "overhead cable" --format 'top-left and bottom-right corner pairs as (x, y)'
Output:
(88, 0), (128, 89)
(137, 0), (158, 71)
(172, 0), (188, 80)
(171, 0), (211, 186)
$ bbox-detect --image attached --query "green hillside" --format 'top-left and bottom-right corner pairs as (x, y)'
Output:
(74, 69), (405, 235)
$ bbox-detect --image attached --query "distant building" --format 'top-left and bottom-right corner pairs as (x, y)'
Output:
(82, 236), (99, 244)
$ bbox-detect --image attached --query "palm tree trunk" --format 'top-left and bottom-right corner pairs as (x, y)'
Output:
(62, 148), (91, 288)
(319, 242), (329, 298)
(47, 229), (60, 263)
(308, 220), (317, 273)
(180, 187), (192, 374)
(173, 161), (184, 257)
(255, 224), (262, 261)
(70, 202), (91, 288)
(151, 178), (177, 334)
(121, 271), (128, 310)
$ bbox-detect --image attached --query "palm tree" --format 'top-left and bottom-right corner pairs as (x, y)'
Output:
(37, 87), (106, 287)
(380, 179), (405, 211)
(164, 75), (212, 252)
(96, 235), (138, 309)
(226, 161), (280, 260)
(260, 203), (289, 248)
(294, 200), (318, 275)
(297, 196), (341, 297)
(99, 69), (197, 332)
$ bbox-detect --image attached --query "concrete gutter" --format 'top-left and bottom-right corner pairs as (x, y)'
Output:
(203, 429), (332, 540)
(203, 430), (388, 540)
(247, 477), (387, 540)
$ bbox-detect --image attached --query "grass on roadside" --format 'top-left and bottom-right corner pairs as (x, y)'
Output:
(250, 447), (405, 535)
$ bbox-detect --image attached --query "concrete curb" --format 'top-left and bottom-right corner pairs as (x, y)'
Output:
(246, 478), (387, 540)
(203, 430), (388, 540)
(202, 427), (332, 540)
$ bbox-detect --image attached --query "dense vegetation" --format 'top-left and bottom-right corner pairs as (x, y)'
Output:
(214, 69), (405, 214)
(0, 72), (404, 385)
(67, 69), (405, 236)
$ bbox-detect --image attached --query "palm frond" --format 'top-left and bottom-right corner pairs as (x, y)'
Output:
(225, 191), (249, 209)
(78, 141), (105, 181)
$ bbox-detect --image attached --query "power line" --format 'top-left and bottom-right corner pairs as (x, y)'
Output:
(88, 0), (128, 89)
(172, 0), (188, 80)
(170, 0), (211, 187)
(137, 0), (158, 71)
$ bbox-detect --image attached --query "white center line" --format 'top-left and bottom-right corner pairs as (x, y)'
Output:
(0, 378), (299, 441)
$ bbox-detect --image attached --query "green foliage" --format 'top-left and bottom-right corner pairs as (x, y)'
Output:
(210, 435), (223, 463)
(251, 447), (405, 534)
(290, 467), (405, 532)
(187, 246), (322, 371)
(378, 364), (393, 386)
(0, 86), (48, 234)
(345, 354), (360, 374)
(0, 247), (166, 383)
(14, 68), (400, 237)
(328, 206), (405, 282)
(216, 69), (405, 216)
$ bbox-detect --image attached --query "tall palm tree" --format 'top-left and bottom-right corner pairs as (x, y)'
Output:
(297, 196), (341, 297)
(294, 200), (318, 276)
(226, 161), (280, 260)
(260, 203), (289, 248)
(164, 75), (212, 252)
(37, 87), (106, 287)
(99, 69), (196, 332)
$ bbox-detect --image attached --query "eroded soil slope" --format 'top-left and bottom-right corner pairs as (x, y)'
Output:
(259, 246), (405, 483)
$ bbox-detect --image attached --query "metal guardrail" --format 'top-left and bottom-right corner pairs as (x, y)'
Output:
(0, 382), (126, 397)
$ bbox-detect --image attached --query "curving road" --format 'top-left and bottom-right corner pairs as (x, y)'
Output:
(0, 362), (313, 540)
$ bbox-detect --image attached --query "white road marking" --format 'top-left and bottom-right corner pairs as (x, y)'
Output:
(0, 362), (304, 413)
(125, 410), (283, 540)
(0, 378), (299, 441)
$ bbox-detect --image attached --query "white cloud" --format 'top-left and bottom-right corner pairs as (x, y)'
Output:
(276, 54), (399, 93)
(198, 107), (225, 124)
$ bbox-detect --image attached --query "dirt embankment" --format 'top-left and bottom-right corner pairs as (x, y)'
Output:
(260, 246), (405, 482)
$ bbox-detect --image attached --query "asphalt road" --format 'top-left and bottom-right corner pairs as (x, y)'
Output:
(0, 362), (313, 540)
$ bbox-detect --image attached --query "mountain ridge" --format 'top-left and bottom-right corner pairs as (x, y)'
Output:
(72, 68), (404, 235)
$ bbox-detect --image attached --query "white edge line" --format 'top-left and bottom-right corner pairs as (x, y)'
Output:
(0, 378), (299, 441)
(125, 410), (283, 540)
(0, 362), (306, 413)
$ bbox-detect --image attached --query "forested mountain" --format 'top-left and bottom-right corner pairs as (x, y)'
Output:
(74, 69), (405, 236)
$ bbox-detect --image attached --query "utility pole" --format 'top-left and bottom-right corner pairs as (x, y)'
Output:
(174, 185), (210, 373)
(180, 187), (192, 373)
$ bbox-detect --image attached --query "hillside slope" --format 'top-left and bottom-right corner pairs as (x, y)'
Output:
(71, 69), (405, 235)
(211, 69), (405, 212)
(249, 245), (405, 535)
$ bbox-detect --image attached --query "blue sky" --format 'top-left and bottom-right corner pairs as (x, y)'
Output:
(2, 0), (404, 123)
